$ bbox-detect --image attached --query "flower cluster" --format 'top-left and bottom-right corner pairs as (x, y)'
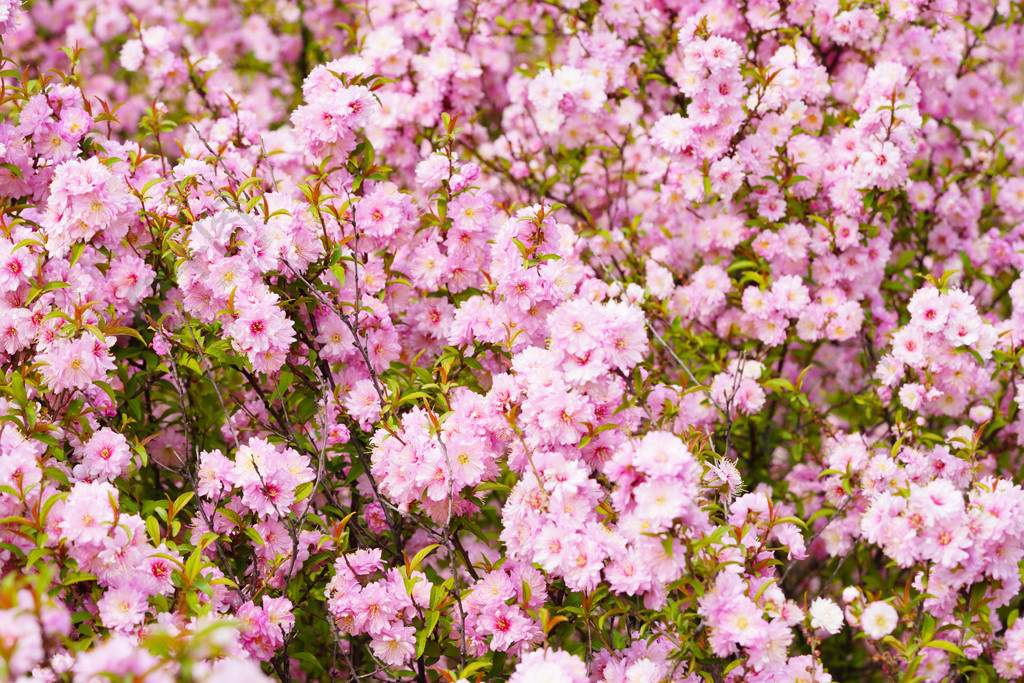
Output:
(325, 550), (425, 667)
(879, 286), (996, 416)
(1, 0), (1024, 680)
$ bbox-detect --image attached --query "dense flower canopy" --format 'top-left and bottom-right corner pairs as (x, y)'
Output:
(1, 0), (1024, 680)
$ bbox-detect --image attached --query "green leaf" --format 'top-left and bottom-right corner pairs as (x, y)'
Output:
(294, 482), (314, 502)
(184, 547), (206, 583)
(26, 280), (70, 305)
(217, 507), (244, 527)
(415, 609), (441, 659)
(474, 481), (510, 494)
(408, 544), (439, 573)
(63, 571), (97, 586)
(172, 492), (195, 517)
(244, 527), (265, 547)
(922, 640), (964, 657)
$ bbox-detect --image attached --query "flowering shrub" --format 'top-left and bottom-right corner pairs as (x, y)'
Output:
(2, 0), (1024, 680)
